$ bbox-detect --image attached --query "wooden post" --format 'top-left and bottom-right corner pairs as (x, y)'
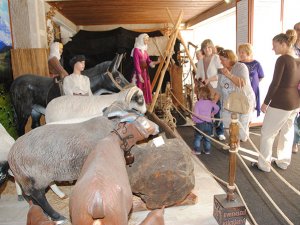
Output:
(148, 11), (183, 113)
(151, 52), (166, 91)
(227, 113), (239, 201)
(166, 8), (197, 73)
(166, 8), (197, 107)
(213, 113), (246, 225)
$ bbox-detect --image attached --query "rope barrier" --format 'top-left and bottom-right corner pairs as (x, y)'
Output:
(236, 153), (294, 225)
(168, 89), (299, 224)
(237, 121), (300, 196)
(171, 89), (300, 196)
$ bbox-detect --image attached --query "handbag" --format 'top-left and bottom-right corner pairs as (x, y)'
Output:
(224, 78), (250, 114)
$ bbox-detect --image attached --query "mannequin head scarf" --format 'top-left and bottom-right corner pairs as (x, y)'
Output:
(131, 33), (149, 57)
(49, 42), (63, 60)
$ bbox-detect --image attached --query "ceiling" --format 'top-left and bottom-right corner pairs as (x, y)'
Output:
(46, 0), (233, 27)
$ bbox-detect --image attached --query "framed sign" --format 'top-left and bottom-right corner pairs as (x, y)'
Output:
(0, 0), (13, 83)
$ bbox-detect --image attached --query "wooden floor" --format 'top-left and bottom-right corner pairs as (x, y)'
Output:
(177, 125), (300, 225)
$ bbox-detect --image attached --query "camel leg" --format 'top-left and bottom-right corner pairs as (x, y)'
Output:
(10, 170), (66, 201)
(30, 188), (66, 223)
(17, 117), (28, 136)
(50, 184), (67, 199)
(15, 181), (24, 201)
(31, 109), (42, 129)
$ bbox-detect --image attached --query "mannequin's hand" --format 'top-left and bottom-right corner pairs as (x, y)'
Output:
(132, 74), (137, 84)
(138, 74), (144, 83)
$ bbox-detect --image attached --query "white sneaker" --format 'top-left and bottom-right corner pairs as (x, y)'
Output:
(218, 135), (226, 141)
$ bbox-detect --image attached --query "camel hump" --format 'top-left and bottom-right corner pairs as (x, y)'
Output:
(140, 207), (165, 225)
(88, 191), (105, 219)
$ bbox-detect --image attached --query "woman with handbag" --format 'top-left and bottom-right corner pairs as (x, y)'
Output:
(253, 30), (300, 172)
(217, 49), (256, 142)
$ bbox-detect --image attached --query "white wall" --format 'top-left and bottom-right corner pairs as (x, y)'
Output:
(252, 0), (282, 122)
(189, 8), (236, 52)
(282, 0), (299, 31)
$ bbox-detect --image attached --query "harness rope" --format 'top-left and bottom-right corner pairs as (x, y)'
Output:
(105, 70), (125, 91)
(111, 123), (135, 166)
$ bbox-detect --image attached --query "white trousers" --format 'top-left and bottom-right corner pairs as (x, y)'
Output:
(258, 106), (299, 172)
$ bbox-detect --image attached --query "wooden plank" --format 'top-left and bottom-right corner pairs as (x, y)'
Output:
(10, 48), (49, 79)
(167, 8), (197, 73)
(48, 0), (222, 26)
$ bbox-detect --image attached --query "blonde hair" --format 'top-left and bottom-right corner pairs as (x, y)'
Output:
(218, 49), (238, 66)
(201, 39), (214, 52)
(238, 43), (253, 57)
(273, 29), (297, 47)
(197, 86), (211, 100)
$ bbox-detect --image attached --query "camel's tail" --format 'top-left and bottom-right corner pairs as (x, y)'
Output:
(89, 191), (105, 220)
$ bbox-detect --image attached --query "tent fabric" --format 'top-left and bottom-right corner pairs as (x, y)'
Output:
(62, 27), (180, 89)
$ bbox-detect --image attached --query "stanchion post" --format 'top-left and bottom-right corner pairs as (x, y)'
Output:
(213, 113), (247, 225)
(227, 112), (239, 201)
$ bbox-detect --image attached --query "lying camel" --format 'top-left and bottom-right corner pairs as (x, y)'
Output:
(69, 111), (162, 225)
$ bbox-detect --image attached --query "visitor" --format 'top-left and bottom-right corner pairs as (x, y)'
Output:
(217, 49), (256, 142)
(192, 86), (219, 155)
(195, 39), (225, 141)
(238, 43), (265, 117)
(253, 30), (300, 172)
(292, 22), (300, 153)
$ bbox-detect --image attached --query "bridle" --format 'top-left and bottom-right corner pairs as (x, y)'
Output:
(105, 70), (124, 91)
(105, 70), (135, 92)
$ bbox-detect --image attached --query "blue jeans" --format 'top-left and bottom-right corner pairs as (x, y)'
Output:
(294, 114), (300, 144)
(215, 100), (224, 136)
(194, 122), (213, 153)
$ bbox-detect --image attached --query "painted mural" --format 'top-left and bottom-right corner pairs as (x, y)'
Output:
(0, 0), (13, 84)
(0, 0), (18, 139)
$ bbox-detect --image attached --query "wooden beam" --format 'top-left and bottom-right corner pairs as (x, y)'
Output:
(151, 48), (167, 91)
(185, 1), (235, 28)
(149, 10), (183, 113)
(167, 8), (197, 73)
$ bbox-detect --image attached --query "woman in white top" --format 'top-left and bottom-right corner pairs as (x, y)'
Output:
(195, 39), (225, 141)
(63, 55), (93, 96)
(195, 39), (223, 88)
